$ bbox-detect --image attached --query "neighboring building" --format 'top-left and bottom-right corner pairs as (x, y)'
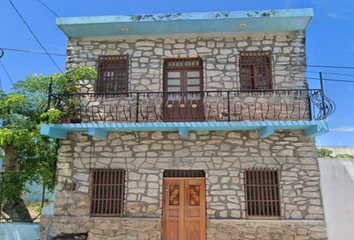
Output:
(319, 158), (354, 240)
(39, 9), (334, 240)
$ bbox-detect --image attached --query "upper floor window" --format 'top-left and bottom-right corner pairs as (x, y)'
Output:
(244, 169), (281, 219)
(90, 169), (125, 217)
(97, 55), (129, 93)
(239, 51), (272, 90)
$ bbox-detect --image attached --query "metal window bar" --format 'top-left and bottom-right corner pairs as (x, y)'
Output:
(90, 169), (125, 217)
(97, 55), (129, 93)
(239, 51), (272, 90)
(164, 57), (203, 69)
(244, 169), (281, 218)
(163, 170), (206, 178)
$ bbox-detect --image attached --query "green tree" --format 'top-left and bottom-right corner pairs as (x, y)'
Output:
(317, 148), (333, 158)
(0, 67), (96, 221)
(335, 154), (354, 159)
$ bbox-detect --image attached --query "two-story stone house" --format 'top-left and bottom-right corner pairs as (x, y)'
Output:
(39, 9), (334, 240)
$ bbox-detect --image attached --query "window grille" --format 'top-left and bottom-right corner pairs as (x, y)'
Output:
(90, 169), (125, 217)
(239, 51), (272, 90)
(163, 170), (205, 178)
(244, 169), (281, 218)
(97, 55), (129, 93)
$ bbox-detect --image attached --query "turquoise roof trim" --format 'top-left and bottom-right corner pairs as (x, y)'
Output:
(40, 120), (328, 140)
(56, 9), (314, 38)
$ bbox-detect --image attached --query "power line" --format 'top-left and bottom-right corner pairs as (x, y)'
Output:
(307, 64), (354, 70)
(1, 47), (66, 56)
(306, 71), (354, 77)
(270, 63), (354, 69)
(279, 75), (354, 83)
(37, 0), (59, 18)
(307, 77), (354, 83)
(0, 34), (65, 45)
(0, 61), (14, 85)
(7, 0), (63, 72)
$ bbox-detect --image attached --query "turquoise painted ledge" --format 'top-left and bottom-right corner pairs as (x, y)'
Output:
(56, 9), (314, 38)
(40, 120), (329, 140)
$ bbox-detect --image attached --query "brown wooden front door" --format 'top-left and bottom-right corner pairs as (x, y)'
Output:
(163, 58), (204, 122)
(163, 178), (206, 240)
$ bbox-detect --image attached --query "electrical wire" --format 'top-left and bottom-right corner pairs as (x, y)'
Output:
(307, 77), (354, 83)
(306, 71), (354, 77)
(37, 0), (59, 18)
(0, 34), (65, 45)
(0, 61), (14, 85)
(292, 75), (354, 83)
(7, 0), (63, 72)
(1, 47), (66, 56)
(307, 65), (354, 70)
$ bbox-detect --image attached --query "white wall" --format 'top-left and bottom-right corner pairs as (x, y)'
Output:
(319, 158), (354, 240)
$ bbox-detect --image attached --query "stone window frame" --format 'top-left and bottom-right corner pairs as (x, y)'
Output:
(89, 168), (126, 217)
(238, 51), (273, 90)
(96, 55), (129, 93)
(243, 168), (282, 219)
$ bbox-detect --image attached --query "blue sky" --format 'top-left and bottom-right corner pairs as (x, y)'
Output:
(0, 0), (353, 147)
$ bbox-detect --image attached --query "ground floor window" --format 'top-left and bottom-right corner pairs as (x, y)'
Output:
(90, 169), (125, 217)
(244, 169), (281, 218)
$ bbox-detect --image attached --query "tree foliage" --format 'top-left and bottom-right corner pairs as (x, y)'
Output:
(317, 148), (354, 159)
(317, 148), (333, 158)
(0, 67), (96, 221)
(335, 154), (354, 159)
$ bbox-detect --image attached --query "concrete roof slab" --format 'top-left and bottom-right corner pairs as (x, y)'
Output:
(57, 8), (314, 38)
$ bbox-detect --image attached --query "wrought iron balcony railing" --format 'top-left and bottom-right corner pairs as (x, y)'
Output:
(47, 89), (335, 124)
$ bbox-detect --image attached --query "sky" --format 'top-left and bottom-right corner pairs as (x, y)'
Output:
(0, 0), (353, 147)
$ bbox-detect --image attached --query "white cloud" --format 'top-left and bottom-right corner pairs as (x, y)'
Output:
(310, 0), (354, 22)
(327, 12), (349, 20)
(331, 126), (354, 132)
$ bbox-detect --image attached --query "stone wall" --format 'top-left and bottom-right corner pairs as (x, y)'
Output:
(39, 217), (161, 240)
(65, 31), (307, 93)
(54, 130), (324, 220)
(39, 216), (327, 240)
(207, 219), (327, 240)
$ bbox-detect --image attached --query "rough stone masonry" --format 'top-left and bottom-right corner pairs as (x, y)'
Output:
(39, 130), (327, 240)
(39, 31), (327, 240)
(66, 31), (307, 93)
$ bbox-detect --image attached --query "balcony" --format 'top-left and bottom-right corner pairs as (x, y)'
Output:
(48, 89), (334, 123)
(41, 89), (335, 139)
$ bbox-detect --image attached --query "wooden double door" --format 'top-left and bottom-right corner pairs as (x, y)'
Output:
(163, 178), (206, 240)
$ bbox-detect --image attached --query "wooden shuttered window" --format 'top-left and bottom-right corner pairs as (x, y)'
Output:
(90, 169), (125, 217)
(244, 169), (281, 219)
(239, 51), (272, 90)
(97, 55), (129, 93)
